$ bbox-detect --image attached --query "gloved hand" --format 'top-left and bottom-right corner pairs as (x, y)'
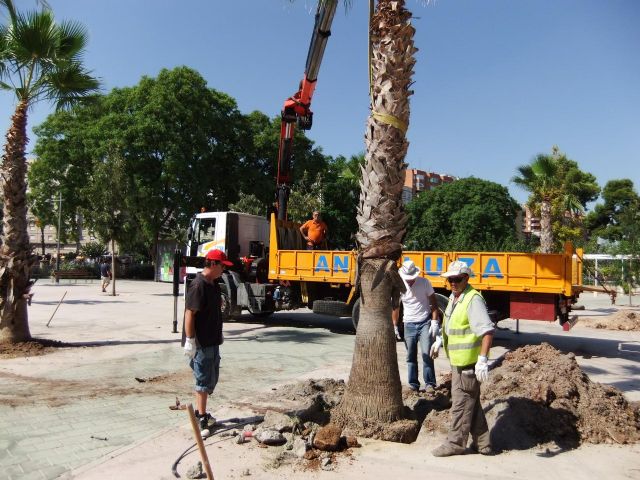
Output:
(183, 337), (196, 359)
(393, 325), (402, 341)
(430, 336), (442, 359)
(429, 321), (440, 339)
(475, 355), (489, 383)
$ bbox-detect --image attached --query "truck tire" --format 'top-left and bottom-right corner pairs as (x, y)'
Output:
(351, 298), (360, 331)
(220, 292), (231, 321)
(435, 293), (449, 316)
(312, 299), (352, 317)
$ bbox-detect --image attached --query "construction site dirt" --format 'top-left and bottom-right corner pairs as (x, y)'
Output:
(0, 281), (638, 480)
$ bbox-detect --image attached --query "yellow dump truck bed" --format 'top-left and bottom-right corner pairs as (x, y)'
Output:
(268, 215), (583, 297)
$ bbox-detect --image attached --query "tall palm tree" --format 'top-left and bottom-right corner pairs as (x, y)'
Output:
(0, 0), (100, 343)
(512, 154), (559, 253)
(332, 0), (418, 441)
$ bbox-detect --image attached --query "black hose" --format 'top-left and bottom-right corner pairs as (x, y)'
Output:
(171, 415), (264, 478)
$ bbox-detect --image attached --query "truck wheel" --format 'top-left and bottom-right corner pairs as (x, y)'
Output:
(435, 293), (449, 317)
(351, 298), (360, 331)
(220, 292), (231, 321)
(248, 302), (274, 318)
(312, 299), (352, 317)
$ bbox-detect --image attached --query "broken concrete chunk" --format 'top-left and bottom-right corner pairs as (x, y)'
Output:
(262, 410), (295, 432)
(254, 428), (287, 446)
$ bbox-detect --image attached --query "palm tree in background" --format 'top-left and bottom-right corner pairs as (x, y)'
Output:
(331, 0), (418, 441)
(512, 154), (559, 253)
(0, 0), (100, 343)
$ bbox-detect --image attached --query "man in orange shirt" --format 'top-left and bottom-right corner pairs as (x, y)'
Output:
(299, 210), (328, 250)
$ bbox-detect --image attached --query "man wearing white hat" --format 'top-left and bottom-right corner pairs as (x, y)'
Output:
(392, 259), (440, 393)
(430, 260), (495, 457)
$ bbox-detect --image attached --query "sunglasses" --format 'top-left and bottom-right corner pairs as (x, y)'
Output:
(447, 275), (466, 284)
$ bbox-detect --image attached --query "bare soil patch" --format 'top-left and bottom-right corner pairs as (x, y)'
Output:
(0, 338), (72, 359)
(581, 309), (640, 331)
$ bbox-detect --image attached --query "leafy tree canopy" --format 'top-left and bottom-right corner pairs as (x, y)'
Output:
(405, 177), (524, 251)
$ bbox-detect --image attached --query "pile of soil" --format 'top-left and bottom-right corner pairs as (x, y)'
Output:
(424, 343), (640, 451)
(581, 310), (640, 331)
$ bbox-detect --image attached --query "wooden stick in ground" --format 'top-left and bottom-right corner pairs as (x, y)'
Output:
(46, 290), (68, 327)
(187, 404), (214, 479)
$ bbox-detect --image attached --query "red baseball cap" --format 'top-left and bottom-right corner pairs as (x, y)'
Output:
(205, 249), (233, 266)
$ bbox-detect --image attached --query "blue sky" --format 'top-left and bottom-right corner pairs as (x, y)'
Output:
(2, 0), (639, 206)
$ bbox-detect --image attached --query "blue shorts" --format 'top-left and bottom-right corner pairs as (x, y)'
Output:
(189, 345), (220, 394)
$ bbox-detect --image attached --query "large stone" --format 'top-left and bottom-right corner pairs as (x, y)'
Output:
(312, 424), (342, 451)
(262, 410), (296, 432)
(254, 428), (286, 446)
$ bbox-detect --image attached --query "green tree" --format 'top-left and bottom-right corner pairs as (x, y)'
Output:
(512, 147), (599, 253)
(0, 0), (99, 343)
(586, 179), (639, 242)
(322, 153), (363, 249)
(405, 178), (522, 251)
(228, 193), (266, 217)
(80, 151), (135, 296)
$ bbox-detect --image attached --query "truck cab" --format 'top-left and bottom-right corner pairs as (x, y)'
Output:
(185, 211), (274, 318)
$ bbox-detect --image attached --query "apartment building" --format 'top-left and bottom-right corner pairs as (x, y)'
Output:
(402, 168), (457, 204)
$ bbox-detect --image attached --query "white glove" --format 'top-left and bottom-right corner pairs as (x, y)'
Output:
(183, 337), (196, 359)
(393, 325), (402, 341)
(430, 336), (442, 359)
(429, 321), (440, 339)
(475, 355), (489, 383)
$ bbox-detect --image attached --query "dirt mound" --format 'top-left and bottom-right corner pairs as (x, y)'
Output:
(422, 343), (640, 451)
(421, 343), (640, 451)
(581, 309), (640, 331)
(0, 338), (71, 359)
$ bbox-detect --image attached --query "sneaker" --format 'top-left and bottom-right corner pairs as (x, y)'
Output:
(198, 412), (216, 437)
(432, 443), (465, 457)
(409, 384), (420, 392)
(424, 385), (436, 394)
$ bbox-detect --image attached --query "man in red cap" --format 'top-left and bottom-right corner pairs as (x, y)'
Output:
(183, 249), (233, 437)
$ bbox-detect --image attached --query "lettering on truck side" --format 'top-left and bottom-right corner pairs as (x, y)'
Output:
(405, 256), (505, 279)
(314, 255), (350, 273)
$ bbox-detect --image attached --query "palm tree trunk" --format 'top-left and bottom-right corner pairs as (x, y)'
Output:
(0, 100), (34, 343)
(540, 199), (553, 253)
(332, 0), (417, 442)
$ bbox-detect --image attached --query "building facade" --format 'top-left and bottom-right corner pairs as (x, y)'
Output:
(401, 168), (457, 204)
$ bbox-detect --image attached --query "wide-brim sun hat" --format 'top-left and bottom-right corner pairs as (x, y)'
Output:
(441, 260), (473, 278)
(399, 259), (421, 280)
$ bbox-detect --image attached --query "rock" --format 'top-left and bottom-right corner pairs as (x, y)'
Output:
(293, 437), (307, 458)
(240, 468), (251, 476)
(321, 456), (333, 471)
(185, 461), (205, 479)
(313, 424), (342, 451)
(254, 428), (287, 446)
(345, 435), (360, 448)
(262, 410), (295, 432)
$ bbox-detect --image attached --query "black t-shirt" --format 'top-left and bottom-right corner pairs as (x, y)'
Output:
(185, 273), (223, 347)
(100, 263), (110, 276)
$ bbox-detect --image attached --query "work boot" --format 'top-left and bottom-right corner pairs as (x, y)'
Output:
(432, 443), (465, 457)
(469, 442), (494, 455)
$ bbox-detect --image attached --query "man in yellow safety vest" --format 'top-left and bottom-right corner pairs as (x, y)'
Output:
(430, 260), (495, 456)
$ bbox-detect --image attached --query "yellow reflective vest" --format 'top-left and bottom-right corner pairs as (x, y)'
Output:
(443, 286), (483, 367)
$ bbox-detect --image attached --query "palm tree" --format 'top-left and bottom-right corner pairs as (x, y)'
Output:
(331, 0), (418, 441)
(0, 0), (100, 343)
(512, 154), (559, 253)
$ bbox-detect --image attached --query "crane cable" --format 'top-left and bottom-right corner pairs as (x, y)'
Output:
(368, 0), (408, 134)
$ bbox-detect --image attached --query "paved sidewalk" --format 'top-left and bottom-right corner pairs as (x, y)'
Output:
(1, 281), (638, 479)
(0, 280), (364, 480)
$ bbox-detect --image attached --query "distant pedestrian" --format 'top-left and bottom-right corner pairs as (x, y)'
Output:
(100, 259), (112, 293)
(182, 249), (232, 437)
